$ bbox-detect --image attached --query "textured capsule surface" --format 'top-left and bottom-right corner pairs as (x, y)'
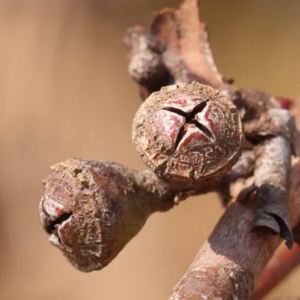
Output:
(132, 82), (244, 189)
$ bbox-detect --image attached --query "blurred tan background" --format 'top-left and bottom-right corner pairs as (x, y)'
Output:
(0, 0), (300, 299)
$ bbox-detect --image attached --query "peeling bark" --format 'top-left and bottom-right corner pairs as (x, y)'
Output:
(169, 158), (300, 300)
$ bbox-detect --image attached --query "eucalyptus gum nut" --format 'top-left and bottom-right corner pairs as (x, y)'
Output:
(132, 82), (244, 189)
(39, 159), (176, 272)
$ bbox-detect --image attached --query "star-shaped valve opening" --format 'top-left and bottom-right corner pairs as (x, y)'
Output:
(162, 96), (215, 152)
(133, 82), (243, 186)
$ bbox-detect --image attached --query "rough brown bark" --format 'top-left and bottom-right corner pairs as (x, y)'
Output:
(169, 158), (300, 300)
(40, 159), (176, 272)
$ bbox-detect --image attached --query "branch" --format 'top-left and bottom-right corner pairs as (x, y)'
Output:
(127, 0), (296, 245)
(248, 98), (300, 299)
(39, 159), (175, 272)
(169, 158), (300, 300)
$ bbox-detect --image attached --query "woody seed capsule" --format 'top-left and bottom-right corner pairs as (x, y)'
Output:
(132, 82), (244, 189)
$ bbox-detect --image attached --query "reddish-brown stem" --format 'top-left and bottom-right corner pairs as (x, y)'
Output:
(251, 244), (300, 300)
(169, 159), (300, 300)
